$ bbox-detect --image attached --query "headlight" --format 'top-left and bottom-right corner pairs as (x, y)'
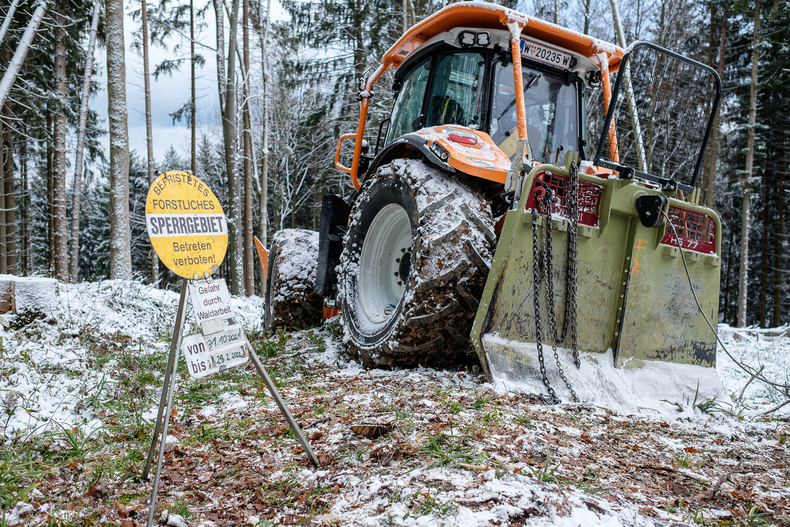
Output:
(459, 31), (476, 47)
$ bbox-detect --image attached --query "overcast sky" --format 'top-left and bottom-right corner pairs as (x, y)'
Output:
(92, 0), (286, 171)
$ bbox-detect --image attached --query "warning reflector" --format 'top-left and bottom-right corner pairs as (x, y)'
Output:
(145, 171), (228, 279)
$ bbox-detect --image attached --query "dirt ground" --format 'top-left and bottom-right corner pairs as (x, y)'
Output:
(5, 324), (788, 527)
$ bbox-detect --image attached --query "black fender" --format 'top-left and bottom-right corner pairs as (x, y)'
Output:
(363, 134), (454, 184)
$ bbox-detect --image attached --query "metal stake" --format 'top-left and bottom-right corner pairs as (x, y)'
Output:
(146, 339), (183, 527)
(143, 278), (190, 479)
(248, 345), (320, 467)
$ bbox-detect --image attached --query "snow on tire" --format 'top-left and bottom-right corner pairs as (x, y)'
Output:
(339, 159), (496, 367)
(264, 229), (323, 331)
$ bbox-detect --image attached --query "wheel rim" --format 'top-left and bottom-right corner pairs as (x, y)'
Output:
(358, 203), (412, 331)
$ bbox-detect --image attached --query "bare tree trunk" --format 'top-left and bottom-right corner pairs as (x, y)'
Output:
(582, 0), (592, 34)
(701, 1), (715, 203)
(773, 176), (784, 326)
(47, 108), (53, 274)
(354, 0), (364, 84)
(106, 0), (132, 279)
(52, 3), (69, 281)
(216, 0), (243, 294)
(190, 0), (196, 174)
(68, 0), (101, 283)
(0, 0), (47, 111)
(20, 129), (28, 275)
(313, 183), (317, 230)
(3, 108), (15, 274)
(256, 0), (271, 296)
(0, 0), (22, 48)
(213, 0), (225, 112)
(759, 172), (770, 327)
(705, 4), (726, 208)
(737, 0), (760, 328)
(0, 116), (6, 275)
(242, 0), (253, 296)
(140, 0), (159, 285)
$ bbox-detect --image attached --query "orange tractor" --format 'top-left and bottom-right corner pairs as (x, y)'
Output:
(260, 2), (724, 404)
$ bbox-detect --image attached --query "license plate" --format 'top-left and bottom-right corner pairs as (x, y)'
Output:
(520, 39), (573, 70)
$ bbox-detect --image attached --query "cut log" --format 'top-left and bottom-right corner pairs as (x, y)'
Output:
(0, 274), (59, 317)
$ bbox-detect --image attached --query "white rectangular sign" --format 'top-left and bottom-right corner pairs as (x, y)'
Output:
(520, 38), (573, 69)
(189, 279), (233, 323)
(182, 325), (249, 379)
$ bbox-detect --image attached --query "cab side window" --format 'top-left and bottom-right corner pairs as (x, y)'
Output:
(387, 59), (431, 143)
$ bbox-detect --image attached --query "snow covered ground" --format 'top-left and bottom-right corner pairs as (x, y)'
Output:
(1, 280), (788, 526)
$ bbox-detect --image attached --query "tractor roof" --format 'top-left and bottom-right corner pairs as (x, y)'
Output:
(382, 1), (624, 73)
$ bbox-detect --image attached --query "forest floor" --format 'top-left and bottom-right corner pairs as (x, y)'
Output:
(1, 280), (789, 526)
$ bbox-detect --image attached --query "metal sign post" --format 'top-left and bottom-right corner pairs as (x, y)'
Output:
(246, 340), (319, 466)
(145, 324), (184, 527)
(143, 278), (189, 480)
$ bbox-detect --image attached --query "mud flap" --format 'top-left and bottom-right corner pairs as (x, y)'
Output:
(254, 236), (269, 291)
(315, 194), (351, 299)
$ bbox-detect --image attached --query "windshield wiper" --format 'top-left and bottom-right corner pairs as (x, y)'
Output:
(496, 73), (541, 122)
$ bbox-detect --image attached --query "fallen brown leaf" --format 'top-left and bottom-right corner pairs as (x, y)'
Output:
(458, 463), (488, 471)
(350, 424), (393, 439)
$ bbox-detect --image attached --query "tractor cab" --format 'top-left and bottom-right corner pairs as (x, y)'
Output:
(335, 4), (625, 191)
(365, 25), (599, 186)
(385, 33), (583, 166)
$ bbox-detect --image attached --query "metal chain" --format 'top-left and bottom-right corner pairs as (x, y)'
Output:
(531, 209), (559, 404)
(531, 165), (582, 404)
(537, 192), (578, 403)
(540, 192), (569, 345)
(567, 162), (580, 368)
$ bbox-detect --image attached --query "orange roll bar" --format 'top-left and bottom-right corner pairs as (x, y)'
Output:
(504, 18), (529, 147)
(600, 56), (620, 163)
(348, 65), (390, 191)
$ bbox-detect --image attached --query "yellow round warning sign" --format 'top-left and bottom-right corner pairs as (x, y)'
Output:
(145, 171), (228, 279)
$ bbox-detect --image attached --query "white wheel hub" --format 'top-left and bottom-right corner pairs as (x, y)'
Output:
(358, 203), (412, 330)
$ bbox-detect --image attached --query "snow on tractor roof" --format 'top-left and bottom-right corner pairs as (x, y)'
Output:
(382, 1), (624, 72)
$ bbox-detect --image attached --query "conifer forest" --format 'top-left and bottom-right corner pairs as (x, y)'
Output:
(0, 0), (788, 328)
(3, 1), (790, 526)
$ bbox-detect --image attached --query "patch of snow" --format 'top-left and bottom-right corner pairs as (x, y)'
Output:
(717, 324), (790, 410)
(483, 333), (730, 417)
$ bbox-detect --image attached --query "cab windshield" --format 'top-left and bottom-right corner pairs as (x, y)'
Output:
(385, 51), (580, 163)
(424, 52), (486, 129)
(490, 61), (579, 163)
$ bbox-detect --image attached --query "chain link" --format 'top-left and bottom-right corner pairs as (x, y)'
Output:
(538, 194), (577, 403)
(542, 196), (568, 344)
(531, 209), (559, 404)
(529, 163), (582, 404)
(567, 162), (580, 368)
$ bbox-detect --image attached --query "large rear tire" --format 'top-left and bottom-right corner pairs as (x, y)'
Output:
(264, 229), (323, 331)
(339, 159), (495, 367)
